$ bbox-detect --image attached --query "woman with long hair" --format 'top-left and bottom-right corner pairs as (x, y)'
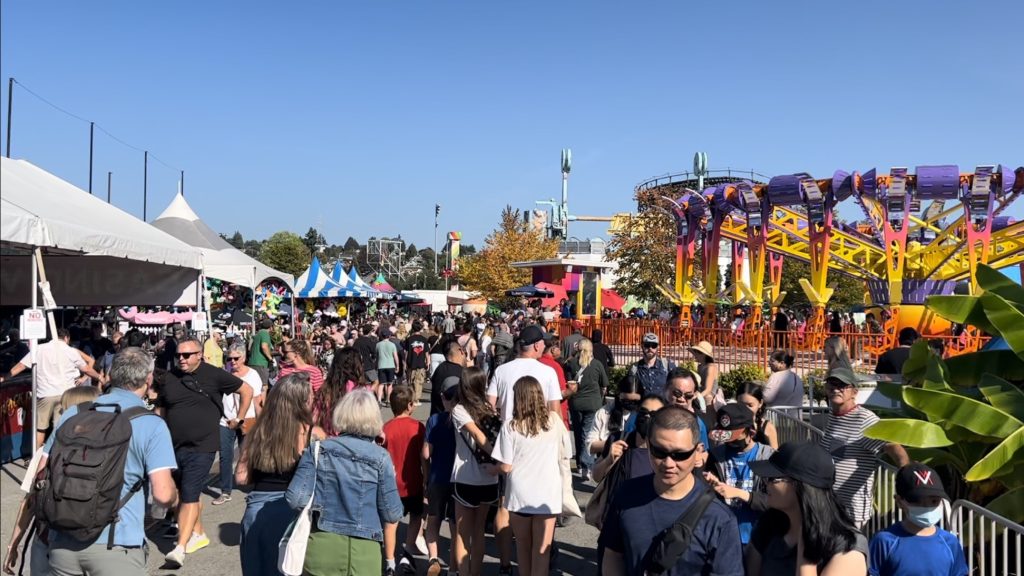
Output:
(316, 337), (335, 376)
(747, 441), (868, 575)
(491, 376), (563, 576)
(278, 339), (324, 392)
(764, 349), (805, 409)
(735, 382), (779, 449)
(313, 347), (364, 438)
(450, 367), (501, 576)
(689, 340), (723, 410)
(236, 373), (318, 576)
(566, 338), (607, 478)
(285, 389), (404, 575)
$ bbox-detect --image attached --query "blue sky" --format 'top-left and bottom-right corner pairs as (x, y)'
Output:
(2, 1), (1021, 251)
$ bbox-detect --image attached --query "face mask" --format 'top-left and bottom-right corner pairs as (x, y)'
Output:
(726, 439), (748, 451)
(619, 399), (639, 412)
(905, 504), (943, 528)
(635, 413), (653, 438)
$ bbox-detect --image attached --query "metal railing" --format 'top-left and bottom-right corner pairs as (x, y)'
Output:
(767, 407), (1023, 576)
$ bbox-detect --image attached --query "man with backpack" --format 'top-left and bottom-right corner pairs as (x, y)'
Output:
(631, 333), (675, 398)
(40, 347), (178, 575)
(599, 406), (743, 575)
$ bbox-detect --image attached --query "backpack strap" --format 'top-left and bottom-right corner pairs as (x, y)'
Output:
(105, 405), (155, 549)
(643, 485), (716, 574)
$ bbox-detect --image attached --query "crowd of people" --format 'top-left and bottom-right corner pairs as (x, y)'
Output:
(0, 307), (971, 576)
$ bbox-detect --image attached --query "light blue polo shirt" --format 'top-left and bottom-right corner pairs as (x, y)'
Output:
(44, 387), (177, 547)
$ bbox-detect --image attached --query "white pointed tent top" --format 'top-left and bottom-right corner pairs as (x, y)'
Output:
(155, 191), (203, 222)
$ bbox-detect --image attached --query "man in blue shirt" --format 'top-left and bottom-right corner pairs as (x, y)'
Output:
(869, 463), (968, 576)
(630, 333), (674, 398)
(44, 347), (178, 576)
(599, 405), (744, 575)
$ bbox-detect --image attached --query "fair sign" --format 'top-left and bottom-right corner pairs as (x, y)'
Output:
(21, 308), (47, 340)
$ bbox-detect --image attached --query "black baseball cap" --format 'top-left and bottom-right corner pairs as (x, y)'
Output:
(708, 403), (755, 443)
(519, 325), (545, 346)
(895, 463), (946, 502)
(748, 441), (835, 489)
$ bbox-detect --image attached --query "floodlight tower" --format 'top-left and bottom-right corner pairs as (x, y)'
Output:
(558, 148), (571, 239)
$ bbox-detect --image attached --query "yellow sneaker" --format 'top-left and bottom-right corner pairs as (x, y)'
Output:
(185, 533), (210, 554)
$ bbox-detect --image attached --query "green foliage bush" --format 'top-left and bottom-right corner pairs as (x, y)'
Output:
(718, 363), (768, 400)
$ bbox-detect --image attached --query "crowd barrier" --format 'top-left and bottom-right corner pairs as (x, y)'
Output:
(767, 407), (1022, 576)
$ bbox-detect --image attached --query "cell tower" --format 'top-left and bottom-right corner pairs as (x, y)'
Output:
(366, 237), (404, 278)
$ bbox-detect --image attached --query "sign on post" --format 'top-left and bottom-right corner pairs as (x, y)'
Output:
(21, 309), (47, 340)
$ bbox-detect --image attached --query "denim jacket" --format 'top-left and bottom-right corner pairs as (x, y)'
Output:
(285, 435), (404, 542)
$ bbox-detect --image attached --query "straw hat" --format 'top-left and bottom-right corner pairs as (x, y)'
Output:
(689, 340), (714, 360)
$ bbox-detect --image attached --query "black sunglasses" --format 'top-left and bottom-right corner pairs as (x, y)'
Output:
(227, 356), (243, 362)
(670, 388), (696, 400)
(648, 442), (699, 462)
(642, 343), (659, 349)
(826, 379), (855, 389)
(176, 351), (200, 359)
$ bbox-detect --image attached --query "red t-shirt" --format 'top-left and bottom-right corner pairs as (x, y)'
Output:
(539, 355), (570, 429)
(382, 416), (425, 497)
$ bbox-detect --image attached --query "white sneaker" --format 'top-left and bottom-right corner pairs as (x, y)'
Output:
(165, 545), (185, 568)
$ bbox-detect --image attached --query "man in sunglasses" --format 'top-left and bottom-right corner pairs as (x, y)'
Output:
(628, 333), (675, 399)
(599, 406), (744, 575)
(822, 367), (909, 529)
(154, 338), (251, 568)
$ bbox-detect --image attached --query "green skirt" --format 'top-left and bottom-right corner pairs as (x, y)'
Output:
(303, 530), (381, 576)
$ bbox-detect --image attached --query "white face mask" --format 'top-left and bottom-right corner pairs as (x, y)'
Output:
(905, 504), (943, 528)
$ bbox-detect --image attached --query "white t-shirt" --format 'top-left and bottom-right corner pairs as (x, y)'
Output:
(20, 340), (86, 398)
(764, 369), (805, 408)
(450, 404), (498, 486)
(491, 411), (564, 514)
(221, 368), (263, 425)
(487, 358), (561, 422)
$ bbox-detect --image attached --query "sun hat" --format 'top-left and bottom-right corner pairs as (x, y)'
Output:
(689, 341), (714, 360)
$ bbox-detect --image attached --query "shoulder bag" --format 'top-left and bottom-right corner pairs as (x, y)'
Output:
(278, 441), (320, 576)
(642, 484), (716, 574)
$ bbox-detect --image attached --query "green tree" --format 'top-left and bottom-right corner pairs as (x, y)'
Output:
(405, 243), (418, 259)
(221, 231), (244, 249)
(776, 258), (866, 309)
(459, 206), (559, 300)
(343, 236), (361, 251)
(259, 231), (311, 278)
(303, 227), (326, 255)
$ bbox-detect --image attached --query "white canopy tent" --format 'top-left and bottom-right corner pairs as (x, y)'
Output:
(0, 157), (204, 306)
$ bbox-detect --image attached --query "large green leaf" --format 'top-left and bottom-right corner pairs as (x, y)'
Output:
(984, 487), (1024, 524)
(865, 419), (952, 448)
(901, 340), (931, 385)
(965, 427), (1024, 481)
(978, 373), (1024, 421)
(926, 294), (996, 333)
(980, 291), (1024, 358)
(904, 447), (966, 472)
(945, 351), (1024, 387)
(922, 354), (951, 391)
(902, 387), (1023, 438)
(977, 264), (1024, 307)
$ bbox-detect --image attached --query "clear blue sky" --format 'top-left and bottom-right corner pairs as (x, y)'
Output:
(2, 1), (1021, 251)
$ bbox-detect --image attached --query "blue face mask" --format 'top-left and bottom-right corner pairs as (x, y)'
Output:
(905, 504), (943, 528)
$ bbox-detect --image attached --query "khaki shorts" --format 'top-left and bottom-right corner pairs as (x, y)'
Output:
(36, 395), (64, 432)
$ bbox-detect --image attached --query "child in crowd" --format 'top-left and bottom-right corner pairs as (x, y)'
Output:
(382, 386), (426, 574)
(869, 463), (968, 576)
(422, 376), (460, 576)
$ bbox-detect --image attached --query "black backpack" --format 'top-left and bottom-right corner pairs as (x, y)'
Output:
(36, 402), (154, 548)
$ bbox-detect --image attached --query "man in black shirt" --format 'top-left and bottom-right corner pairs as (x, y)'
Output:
(353, 324), (379, 385)
(405, 321), (430, 406)
(156, 338), (248, 567)
(430, 338), (464, 415)
(875, 327), (919, 377)
(591, 329), (616, 373)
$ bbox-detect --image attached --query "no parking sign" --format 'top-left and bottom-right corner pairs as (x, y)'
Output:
(20, 308), (47, 340)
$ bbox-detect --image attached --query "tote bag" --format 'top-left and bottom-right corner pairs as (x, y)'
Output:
(278, 441), (320, 576)
(557, 418), (582, 518)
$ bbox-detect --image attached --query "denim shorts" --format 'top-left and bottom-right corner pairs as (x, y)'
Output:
(173, 450), (215, 503)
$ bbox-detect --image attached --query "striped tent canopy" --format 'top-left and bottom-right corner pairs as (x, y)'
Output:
(347, 265), (388, 299)
(295, 257), (363, 298)
(329, 261), (377, 299)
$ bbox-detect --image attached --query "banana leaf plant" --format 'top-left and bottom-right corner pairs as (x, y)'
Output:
(865, 265), (1024, 523)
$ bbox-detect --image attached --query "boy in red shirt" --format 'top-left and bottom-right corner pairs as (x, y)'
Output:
(383, 386), (426, 574)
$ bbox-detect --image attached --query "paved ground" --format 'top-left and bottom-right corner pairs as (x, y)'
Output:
(0, 400), (602, 575)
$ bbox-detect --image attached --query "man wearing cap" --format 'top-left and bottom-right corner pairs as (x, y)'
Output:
(869, 462), (968, 576)
(629, 333), (675, 398)
(703, 403), (774, 545)
(599, 406), (744, 575)
(822, 367), (909, 528)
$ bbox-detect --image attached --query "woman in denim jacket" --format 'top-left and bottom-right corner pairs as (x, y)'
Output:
(286, 388), (405, 575)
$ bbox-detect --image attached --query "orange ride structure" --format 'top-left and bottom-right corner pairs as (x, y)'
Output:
(637, 161), (1024, 351)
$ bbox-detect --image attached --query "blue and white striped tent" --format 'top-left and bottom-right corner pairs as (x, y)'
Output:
(347, 264), (384, 299)
(295, 257), (364, 298)
(330, 262), (379, 299)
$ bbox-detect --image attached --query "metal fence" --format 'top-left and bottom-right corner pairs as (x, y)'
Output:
(766, 407), (1023, 576)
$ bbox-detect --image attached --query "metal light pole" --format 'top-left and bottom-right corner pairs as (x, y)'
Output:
(88, 122), (94, 194)
(560, 149), (571, 238)
(143, 151), (148, 221)
(694, 151), (708, 191)
(6, 77), (13, 158)
(107, 171), (112, 202)
(434, 203), (440, 275)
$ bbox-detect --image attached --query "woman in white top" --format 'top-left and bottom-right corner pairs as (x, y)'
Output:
(491, 375), (563, 576)
(450, 367), (500, 576)
(764, 350), (805, 408)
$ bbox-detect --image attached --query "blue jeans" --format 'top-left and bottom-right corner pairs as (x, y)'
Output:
(570, 409), (597, 470)
(219, 425), (243, 495)
(241, 491), (297, 576)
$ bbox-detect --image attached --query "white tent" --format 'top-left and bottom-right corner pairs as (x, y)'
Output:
(0, 157), (203, 306)
(151, 193), (295, 291)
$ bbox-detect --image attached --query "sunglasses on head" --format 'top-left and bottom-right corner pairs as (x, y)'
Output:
(176, 351), (200, 359)
(648, 442), (698, 462)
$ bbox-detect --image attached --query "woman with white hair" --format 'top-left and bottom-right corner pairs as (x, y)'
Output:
(285, 388), (404, 575)
(566, 338), (608, 479)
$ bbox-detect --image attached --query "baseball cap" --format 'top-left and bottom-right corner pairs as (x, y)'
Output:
(748, 441), (835, 489)
(826, 367), (858, 387)
(441, 375), (461, 400)
(895, 463), (947, 502)
(708, 403), (755, 443)
(519, 325), (545, 346)
(642, 332), (659, 346)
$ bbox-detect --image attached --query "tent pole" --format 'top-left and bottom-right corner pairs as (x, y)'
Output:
(33, 249), (59, 337)
(30, 250), (38, 458)
(252, 266), (257, 329)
